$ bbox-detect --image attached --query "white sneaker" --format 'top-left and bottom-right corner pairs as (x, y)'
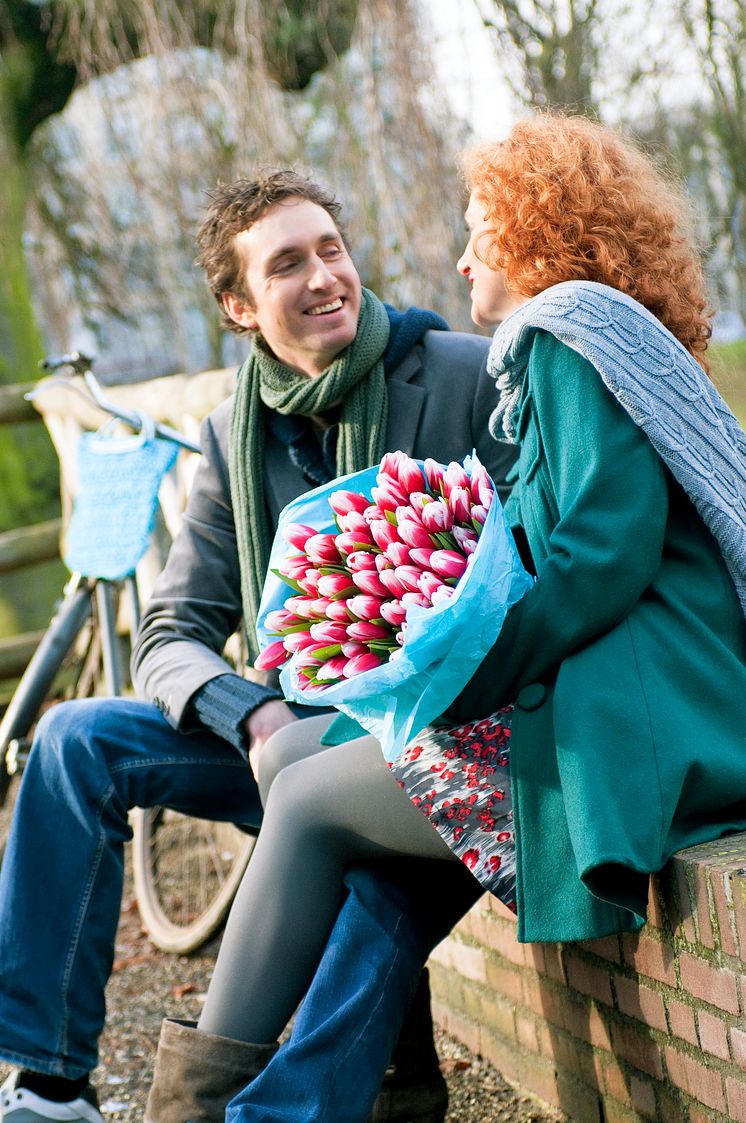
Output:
(0, 1073), (103, 1123)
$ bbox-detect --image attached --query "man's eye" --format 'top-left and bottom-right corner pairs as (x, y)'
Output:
(273, 259), (297, 274)
(322, 246), (343, 259)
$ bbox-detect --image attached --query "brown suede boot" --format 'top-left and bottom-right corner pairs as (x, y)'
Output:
(368, 969), (448, 1123)
(144, 1018), (278, 1123)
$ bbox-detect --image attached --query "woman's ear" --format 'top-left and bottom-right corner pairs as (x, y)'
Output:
(222, 292), (258, 331)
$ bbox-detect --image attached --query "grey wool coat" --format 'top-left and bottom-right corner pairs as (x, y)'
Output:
(131, 330), (516, 727)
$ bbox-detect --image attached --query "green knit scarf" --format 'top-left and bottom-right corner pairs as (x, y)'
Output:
(229, 287), (391, 661)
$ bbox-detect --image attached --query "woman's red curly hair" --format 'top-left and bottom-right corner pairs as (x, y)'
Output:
(463, 114), (712, 371)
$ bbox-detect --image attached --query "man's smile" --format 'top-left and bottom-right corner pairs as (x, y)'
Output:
(305, 298), (344, 317)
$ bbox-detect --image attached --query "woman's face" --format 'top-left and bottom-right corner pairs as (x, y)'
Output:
(457, 192), (528, 328)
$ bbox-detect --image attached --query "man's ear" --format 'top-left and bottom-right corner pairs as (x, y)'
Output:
(222, 292), (258, 331)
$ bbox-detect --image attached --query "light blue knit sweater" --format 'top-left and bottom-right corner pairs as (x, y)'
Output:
(487, 280), (746, 616)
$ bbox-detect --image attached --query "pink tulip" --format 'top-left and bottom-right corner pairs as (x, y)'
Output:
(471, 504), (488, 528)
(379, 599), (406, 627)
(347, 594), (386, 621)
(334, 529), (375, 555)
(395, 505), (422, 527)
(468, 462), (491, 503)
(419, 571), (445, 600)
(378, 569), (407, 598)
(431, 585), (454, 606)
(284, 523), (318, 551)
(408, 491), (433, 512)
(329, 490), (371, 517)
(295, 644), (328, 668)
(370, 520), (401, 551)
(278, 555), (312, 582)
(317, 573), (356, 599)
(346, 621), (390, 642)
(394, 565), (424, 594)
(408, 547), (435, 570)
(420, 498), (453, 534)
(345, 511), (372, 536)
(396, 455), (425, 494)
(285, 595), (324, 620)
(298, 568), (322, 594)
(341, 640), (368, 659)
(352, 569), (389, 597)
(424, 458), (445, 495)
(375, 553), (393, 573)
(480, 487), (494, 509)
(254, 640), (291, 670)
(362, 503), (387, 524)
(396, 520), (434, 550)
(453, 526), (478, 555)
(379, 451), (405, 480)
(346, 550), (378, 572)
(309, 620), (349, 645)
(372, 481), (408, 514)
(449, 486), (473, 524)
(384, 541), (411, 567)
(283, 629), (317, 653)
(343, 651), (383, 677)
(430, 550), (468, 580)
(308, 597), (335, 617)
(400, 591), (430, 609)
(316, 655), (350, 682)
(326, 599), (353, 623)
(443, 461), (471, 497)
(264, 608), (306, 633)
(304, 533), (342, 566)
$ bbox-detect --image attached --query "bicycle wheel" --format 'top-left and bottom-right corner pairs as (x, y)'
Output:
(0, 581), (95, 860)
(131, 809), (256, 953)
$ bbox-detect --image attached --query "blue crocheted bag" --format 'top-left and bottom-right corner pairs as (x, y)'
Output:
(63, 430), (179, 580)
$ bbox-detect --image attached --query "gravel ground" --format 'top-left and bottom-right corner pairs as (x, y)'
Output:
(2, 848), (560, 1123)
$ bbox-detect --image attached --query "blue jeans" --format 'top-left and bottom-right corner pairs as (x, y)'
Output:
(0, 697), (479, 1112)
(0, 698), (262, 1078)
(226, 861), (481, 1123)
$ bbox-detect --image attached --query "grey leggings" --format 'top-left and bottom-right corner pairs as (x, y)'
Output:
(198, 714), (459, 1044)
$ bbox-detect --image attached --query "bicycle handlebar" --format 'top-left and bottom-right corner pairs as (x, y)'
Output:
(30, 353), (201, 454)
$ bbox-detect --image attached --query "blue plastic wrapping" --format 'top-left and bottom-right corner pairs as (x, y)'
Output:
(256, 454), (533, 762)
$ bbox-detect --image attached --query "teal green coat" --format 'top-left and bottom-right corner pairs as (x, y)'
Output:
(451, 332), (746, 943)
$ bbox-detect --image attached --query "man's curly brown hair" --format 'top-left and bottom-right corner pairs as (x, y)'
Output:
(463, 114), (712, 371)
(196, 170), (347, 337)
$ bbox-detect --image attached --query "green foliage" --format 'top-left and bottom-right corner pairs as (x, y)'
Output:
(260, 0), (358, 89)
(711, 338), (746, 424)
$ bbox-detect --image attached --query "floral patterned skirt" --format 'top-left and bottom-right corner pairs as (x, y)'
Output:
(389, 708), (516, 914)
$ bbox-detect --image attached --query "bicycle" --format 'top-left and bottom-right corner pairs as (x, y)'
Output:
(0, 352), (257, 954)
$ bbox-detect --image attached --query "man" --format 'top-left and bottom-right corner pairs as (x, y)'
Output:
(0, 171), (515, 1123)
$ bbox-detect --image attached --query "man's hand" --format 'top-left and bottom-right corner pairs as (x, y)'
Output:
(245, 699), (298, 781)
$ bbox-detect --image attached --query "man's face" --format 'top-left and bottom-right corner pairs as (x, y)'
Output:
(223, 199), (362, 378)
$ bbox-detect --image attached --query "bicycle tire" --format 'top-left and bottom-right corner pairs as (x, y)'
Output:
(131, 808), (256, 953)
(0, 582), (94, 859)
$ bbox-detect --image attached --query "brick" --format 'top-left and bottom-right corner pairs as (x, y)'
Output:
(667, 998), (698, 1045)
(479, 990), (517, 1042)
(610, 1022), (664, 1079)
(655, 1087), (687, 1123)
(688, 858), (716, 949)
(522, 974), (567, 1029)
(485, 957), (523, 1003)
(433, 1002), (482, 1056)
(564, 951), (613, 1005)
(478, 915), (528, 965)
(513, 1050), (562, 1111)
(515, 1011), (538, 1053)
(728, 1076), (746, 1123)
(697, 1009), (730, 1059)
(664, 1046), (725, 1112)
(622, 932), (677, 985)
(679, 952), (740, 1013)
(538, 943), (567, 984)
(554, 1073), (604, 1123)
(732, 1027), (746, 1070)
(445, 941), (488, 984)
(647, 875), (667, 928)
(629, 1075), (657, 1119)
(733, 877), (746, 964)
(562, 998), (613, 1052)
(711, 870), (739, 957)
(578, 934), (621, 962)
(550, 1031), (597, 1088)
(602, 1101), (640, 1123)
(614, 976), (667, 1031)
(598, 1055), (631, 1106)
(672, 858), (698, 943)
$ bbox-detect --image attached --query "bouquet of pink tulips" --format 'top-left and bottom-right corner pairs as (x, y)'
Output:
(255, 451), (494, 689)
(256, 451), (532, 761)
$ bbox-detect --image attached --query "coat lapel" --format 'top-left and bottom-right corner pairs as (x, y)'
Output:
(385, 346), (426, 455)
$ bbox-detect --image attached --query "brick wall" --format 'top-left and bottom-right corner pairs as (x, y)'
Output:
(428, 834), (746, 1122)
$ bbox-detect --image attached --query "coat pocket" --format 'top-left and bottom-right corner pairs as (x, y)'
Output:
(516, 392), (543, 484)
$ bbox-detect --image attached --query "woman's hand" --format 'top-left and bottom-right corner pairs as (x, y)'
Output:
(245, 700), (299, 781)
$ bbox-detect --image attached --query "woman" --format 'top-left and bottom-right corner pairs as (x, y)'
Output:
(153, 114), (746, 1122)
